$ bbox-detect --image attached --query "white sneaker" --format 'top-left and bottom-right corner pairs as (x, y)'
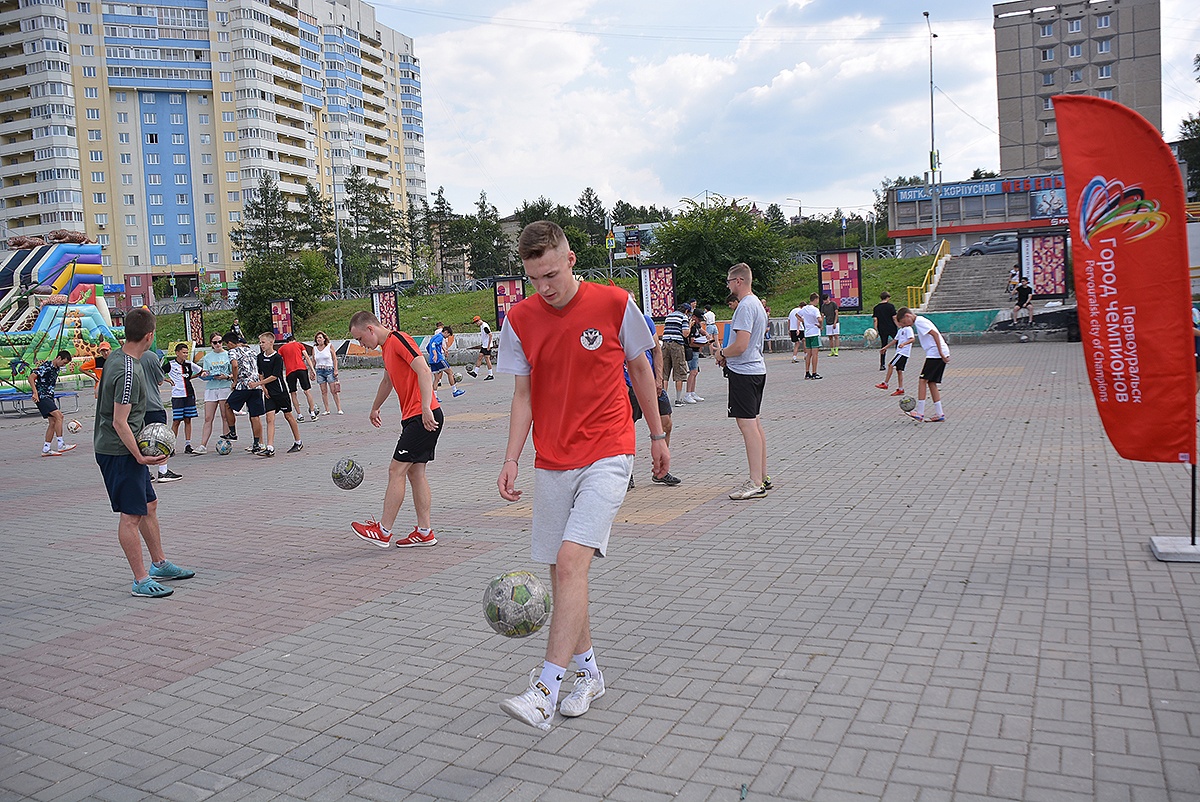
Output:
(559, 670), (604, 718)
(684, 393), (697, 404)
(692, 394), (704, 402)
(499, 671), (555, 732)
(728, 479), (767, 500)
(192, 444), (207, 455)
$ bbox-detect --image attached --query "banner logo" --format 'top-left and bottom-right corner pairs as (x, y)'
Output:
(1078, 176), (1168, 247)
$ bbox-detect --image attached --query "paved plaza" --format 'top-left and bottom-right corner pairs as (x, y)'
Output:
(1, 340), (1198, 802)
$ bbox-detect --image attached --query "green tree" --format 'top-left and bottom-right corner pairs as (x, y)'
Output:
(514, 196), (573, 228)
(235, 250), (335, 336)
(970, 167), (1000, 180)
(574, 187), (607, 244)
(463, 191), (512, 279)
(651, 195), (791, 303)
(1178, 56), (1200, 201)
(293, 181), (334, 253)
(763, 203), (788, 233)
(341, 166), (400, 287)
(230, 174), (295, 260)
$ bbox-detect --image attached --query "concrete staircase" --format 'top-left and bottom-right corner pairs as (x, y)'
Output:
(924, 254), (1017, 312)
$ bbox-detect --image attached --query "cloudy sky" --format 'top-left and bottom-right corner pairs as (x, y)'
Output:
(373, 0), (1200, 221)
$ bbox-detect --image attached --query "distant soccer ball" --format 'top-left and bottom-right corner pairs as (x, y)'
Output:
(899, 396), (917, 413)
(66, 419), (82, 434)
(483, 570), (551, 638)
(863, 327), (879, 344)
(215, 437), (233, 455)
(454, 372), (463, 382)
(137, 422), (176, 457)
(1018, 334), (1030, 343)
(332, 457), (365, 490)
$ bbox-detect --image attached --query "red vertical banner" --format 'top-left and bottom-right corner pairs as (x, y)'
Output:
(1055, 95), (1195, 464)
(270, 299), (294, 341)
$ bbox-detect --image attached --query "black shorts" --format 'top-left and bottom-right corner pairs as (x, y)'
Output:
(286, 369), (311, 392)
(264, 391), (291, 414)
(878, 330), (897, 348)
(479, 347), (492, 357)
(921, 357), (947, 384)
(890, 354), (908, 371)
(629, 385), (671, 422)
(789, 330), (800, 343)
(726, 370), (766, 419)
(227, 388), (265, 417)
(96, 452), (156, 516)
(394, 407), (444, 463)
(36, 397), (58, 418)
(143, 409), (168, 426)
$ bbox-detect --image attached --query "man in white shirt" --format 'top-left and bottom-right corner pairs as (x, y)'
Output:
(467, 315), (495, 380)
(895, 307), (951, 422)
(797, 293), (824, 380)
(787, 305), (805, 364)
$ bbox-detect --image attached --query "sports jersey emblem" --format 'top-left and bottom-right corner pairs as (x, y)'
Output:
(580, 328), (602, 351)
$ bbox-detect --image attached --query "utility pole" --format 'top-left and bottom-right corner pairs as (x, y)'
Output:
(924, 11), (940, 254)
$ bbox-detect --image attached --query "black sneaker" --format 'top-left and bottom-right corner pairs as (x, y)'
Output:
(246, 442), (263, 454)
(258, 447), (275, 457)
(811, 373), (823, 380)
(652, 472), (681, 486)
(157, 470), (183, 483)
(224, 432), (238, 440)
(287, 442), (303, 454)
(184, 444), (194, 454)
(762, 476), (774, 491)
(484, 375), (495, 381)
(628, 474), (634, 490)
(466, 367), (478, 377)
(805, 373), (812, 380)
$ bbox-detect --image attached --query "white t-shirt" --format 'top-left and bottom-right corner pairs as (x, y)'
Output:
(913, 316), (949, 359)
(895, 325), (914, 357)
(479, 322), (492, 349)
(798, 305), (822, 337)
(703, 310), (716, 327)
(787, 306), (804, 333)
(313, 343), (335, 369)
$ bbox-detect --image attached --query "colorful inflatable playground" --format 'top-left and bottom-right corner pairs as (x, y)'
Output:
(0, 237), (121, 404)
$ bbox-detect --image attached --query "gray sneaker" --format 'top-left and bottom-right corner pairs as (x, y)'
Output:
(157, 470), (183, 483)
(499, 670), (555, 732)
(728, 480), (766, 500)
(559, 670), (604, 718)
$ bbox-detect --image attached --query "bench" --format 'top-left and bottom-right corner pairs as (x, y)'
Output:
(0, 391), (79, 415)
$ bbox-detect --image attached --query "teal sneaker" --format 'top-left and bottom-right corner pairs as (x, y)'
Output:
(131, 578), (173, 598)
(148, 560), (195, 581)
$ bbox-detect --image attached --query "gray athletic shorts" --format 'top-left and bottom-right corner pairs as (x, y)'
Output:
(531, 454), (633, 564)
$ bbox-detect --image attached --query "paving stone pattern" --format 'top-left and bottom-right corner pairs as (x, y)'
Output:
(1, 342), (1197, 801)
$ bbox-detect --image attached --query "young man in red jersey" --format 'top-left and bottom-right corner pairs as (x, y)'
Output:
(347, 311), (442, 548)
(496, 221), (670, 731)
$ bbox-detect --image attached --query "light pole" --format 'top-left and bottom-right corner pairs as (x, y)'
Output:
(924, 11), (940, 254)
(786, 197), (803, 223)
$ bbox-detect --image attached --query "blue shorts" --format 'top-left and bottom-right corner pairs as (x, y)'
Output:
(227, 388), (265, 417)
(429, 359), (449, 372)
(36, 397), (58, 418)
(172, 399), (198, 420)
(315, 366), (336, 384)
(96, 452), (156, 516)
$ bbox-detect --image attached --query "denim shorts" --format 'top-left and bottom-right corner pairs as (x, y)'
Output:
(315, 366), (336, 384)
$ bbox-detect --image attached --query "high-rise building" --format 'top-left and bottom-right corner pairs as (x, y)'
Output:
(993, 0), (1161, 175)
(0, 0), (425, 307)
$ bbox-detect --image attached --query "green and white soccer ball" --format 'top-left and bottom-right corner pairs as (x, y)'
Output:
(483, 570), (551, 638)
(899, 396), (917, 413)
(332, 457), (365, 490)
(454, 372), (463, 382)
(137, 422), (176, 457)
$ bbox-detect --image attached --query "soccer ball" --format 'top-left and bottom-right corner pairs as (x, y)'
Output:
(215, 437), (233, 455)
(899, 396), (917, 413)
(137, 422), (176, 457)
(66, 419), (82, 434)
(863, 327), (879, 344)
(483, 570), (551, 638)
(454, 372), (463, 382)
(332, 457), (365, 490)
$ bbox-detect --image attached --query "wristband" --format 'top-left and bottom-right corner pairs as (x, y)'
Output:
(503, 458), (518, 464)
(649, 433), (667, 442)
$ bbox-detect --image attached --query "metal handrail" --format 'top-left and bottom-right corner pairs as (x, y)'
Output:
(907, 240), (949, 309)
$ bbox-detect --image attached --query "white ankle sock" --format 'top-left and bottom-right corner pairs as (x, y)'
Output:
(574, 648), (598, 678)
(933, 401), (943, 416)
(916, 400), (925, 416)
(538, 661), (567, 707)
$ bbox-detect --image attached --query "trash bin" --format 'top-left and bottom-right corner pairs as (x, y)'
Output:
(1065, 308), (1081, 342)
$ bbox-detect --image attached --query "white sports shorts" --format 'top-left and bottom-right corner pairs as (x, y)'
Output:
(825, 323), (840, 336)
(530, 454), (633, 564)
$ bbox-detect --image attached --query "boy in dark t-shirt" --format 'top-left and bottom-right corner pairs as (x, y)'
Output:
(252, 332), (301, 456)
(872, 292), (899, 371)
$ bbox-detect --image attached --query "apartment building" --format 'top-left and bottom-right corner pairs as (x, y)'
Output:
(994, 0), (1161, 175)
(0, 0), (425, 308)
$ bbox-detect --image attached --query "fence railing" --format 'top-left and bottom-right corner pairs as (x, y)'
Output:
(907, 240), (950, 310)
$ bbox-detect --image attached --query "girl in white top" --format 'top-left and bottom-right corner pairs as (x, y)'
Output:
(312, 331), (343, 414)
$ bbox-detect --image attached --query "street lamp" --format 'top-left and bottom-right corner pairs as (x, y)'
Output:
(924, 11), (940, 254)
(786, 197), (803, 223)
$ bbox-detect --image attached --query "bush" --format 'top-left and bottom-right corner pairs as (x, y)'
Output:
(235, 250), (334, 336)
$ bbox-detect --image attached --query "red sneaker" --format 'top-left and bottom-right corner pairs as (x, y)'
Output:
(394, 528), (437, 548)
(351, 519), (391, 548)
(891, 389), (905, 396)
(874, 382), (888, 389)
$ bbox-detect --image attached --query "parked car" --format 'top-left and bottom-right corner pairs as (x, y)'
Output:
(962, 233), (1019, 256)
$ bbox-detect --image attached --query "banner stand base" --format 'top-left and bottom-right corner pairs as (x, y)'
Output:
(1149, 537), (1200, 562)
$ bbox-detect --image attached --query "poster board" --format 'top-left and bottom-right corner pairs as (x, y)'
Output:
(372, 289), (399, 331)
(817, 249), (863, 312)
(1020, 230), (1068, 297)
(493, 277), (526, 331)
(638, 263), (676, 320)
(181, 304), (204, 344)
(270, 298), (294, 341)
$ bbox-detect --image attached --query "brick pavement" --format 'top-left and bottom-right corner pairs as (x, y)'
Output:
(1, 341), (1198, 801)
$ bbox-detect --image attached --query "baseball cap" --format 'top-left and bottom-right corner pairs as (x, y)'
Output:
(472, 315), (481, 323)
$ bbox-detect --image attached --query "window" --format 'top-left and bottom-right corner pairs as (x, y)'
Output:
(121, 153), (131, 164)
(153, 255), (167, 266)
(94, 213), (108, 225)
(128, 275), (141, 287)
(143, 113), (157, 125)
(85, 87), (99, 98)
(123, 194), (134, 205)
(208, 253), (219, 264)
(147, 174), (161, 185)
(207, 233), (218, 243)
(126, 235), (138, 246)
(116, 112), (128, 123)
(82, 67), (97, 78)
(86, 108), (100, 120)
(115, 92), (126, 102)
(145, 133), (158, 145)
(1070, 68), (1082, 83)
(172, 134), (185, 145)
(169, 94), (182, 105)
(1042, 97), (1054, 111)
(77, 1), (90, 10)
(220, 92), (233, 102)
(150, 214), (164, 225)
(142, 93), (155, 103)
(200, 135), (211, 146)
(88, 129), (102, 141)
(201, 151), (212, 162)
(78, 23), (92, 34)
(1098, 64), (1112, 79)
(1039, 23), (1053, 37)
(149, 194), (162, 205)
(173, 154), (187, 164)
(80, 43), (95, 55)
(1068, 19), (1082, 33)
(223, 132), (236, 142)
(1098, 88), (1113, 100)
(225, 152), (237, 162)
(176, 194), (189, 205)
(1096, 14), (1110, 28)
(202, 173), (213, 184)
(205, 214), (217, 224)
(130, 294), (143, 305)
(229, 211), (240, 222)
(89, 150), (103, 161)
(121, 174), (133, 185)
(227, 191), (240, 202)
(91, 171), (104, 182)
(177, 214), (191, 225)
(1043, 120), (1055, 135)
(179, 234), (192, 245)
(198, 95), (208, 106)
(221, 112), (235, 123)
(203, 193), (215, 204)
(1040, 48), (1054, 62)
(219, 52), (230, 62)
(198, 114), (209, 125)
(92, 192), (106, 203)
(175, 174), (188, 185)
(118, 133), (130, 144)
(146, 154), (159, 164)
(1044, 145), (1058, 159)
(97, 235), (109, 246)
(219, 71), (231, 82)
(1068, 44), (1081, 58)
(1097, 39), (1111, 54)
(152, 234), (166, 246)
(1042, 73), (1055, 86)
(170, 114), (183, 125)
(225, 171), (237, 182)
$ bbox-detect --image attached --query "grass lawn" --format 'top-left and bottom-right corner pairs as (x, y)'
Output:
(150, 259), (932, 345)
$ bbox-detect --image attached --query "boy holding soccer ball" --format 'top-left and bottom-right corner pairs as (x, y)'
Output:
(496, 221), (669, 731)
(94, 308), (195, 598)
